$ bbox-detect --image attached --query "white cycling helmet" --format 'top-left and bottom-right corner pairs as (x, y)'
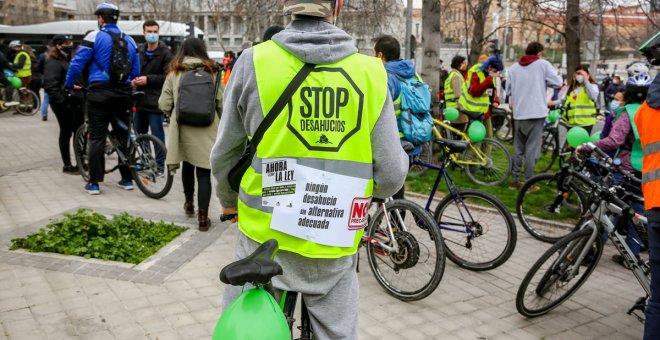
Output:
(627, 62), (650, 77)
(8, 40), (21, 49)
(626, 73), (654, 87)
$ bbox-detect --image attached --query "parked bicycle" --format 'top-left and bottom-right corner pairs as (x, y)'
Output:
(432, 116), (513, 186)
(410, 138), (517, 270)
(516, 145), (649, 320)
(0, 70), (40, 116)
(362, 197), (446, 301)
(491, 107), (514, 143)
(73, 89), (173, 199)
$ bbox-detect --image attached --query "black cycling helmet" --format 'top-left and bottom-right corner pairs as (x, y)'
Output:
(640, 31), (660, 66)
(94, 3), (120, 20)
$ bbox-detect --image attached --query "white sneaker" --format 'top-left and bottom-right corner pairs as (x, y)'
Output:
(4, 101), (19, 107)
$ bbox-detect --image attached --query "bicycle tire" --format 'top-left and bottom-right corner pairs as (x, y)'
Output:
(408, 142), (433, 177)
(13, 89), (40, 116)
(516, 226), (603, 317)
(516, 173), (585, 243)
(129, 134), (173, 199)
(462, 138), (512, 186)
(534, 129), (559, 174)
(366, 199), (445, 301)
(433, 189), (516, 271)
(73, 124), (91, 182)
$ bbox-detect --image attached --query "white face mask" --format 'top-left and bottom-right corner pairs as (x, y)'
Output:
(575, 75), (585, 84)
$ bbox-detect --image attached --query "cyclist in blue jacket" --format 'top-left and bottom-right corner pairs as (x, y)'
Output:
(65, 3), (140, 195)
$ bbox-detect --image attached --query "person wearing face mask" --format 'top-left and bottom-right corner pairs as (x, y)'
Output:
(44, 35), (84, 174)
(551, 65), (599, 133)
(457, 54), (503, 136)
(221, 50), (235, 86)
(131, 19), (173, 145)
(605, 75), (625, 108)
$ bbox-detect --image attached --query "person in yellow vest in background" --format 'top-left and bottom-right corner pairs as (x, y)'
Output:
(210, 0), (408, 338)
(634, 31), (660, 340)
(551, 65), (599, 133)
(8, 41), (32, 90)
(458, 55), (502, 131)
(444, 55), (468, 130)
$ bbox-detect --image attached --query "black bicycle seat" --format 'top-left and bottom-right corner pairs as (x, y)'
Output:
(219, 239), (283, 286)
(131, 91), (145, 101)
(434, 138), (469, 154)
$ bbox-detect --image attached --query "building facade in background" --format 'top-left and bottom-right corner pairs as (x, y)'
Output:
(0, 0), (55, 25)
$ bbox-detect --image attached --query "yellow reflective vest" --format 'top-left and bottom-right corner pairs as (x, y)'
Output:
(14, 51), (32, 78)
(237, 40), (388, 258)
(444, 69), (462, 109)
(564, 86), (597, 125)
(458, 64), (493, 116)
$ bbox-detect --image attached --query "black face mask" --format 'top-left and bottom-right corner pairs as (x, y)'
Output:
(60, 46), (74, 56)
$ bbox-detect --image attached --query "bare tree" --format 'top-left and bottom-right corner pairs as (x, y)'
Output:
(422, 0), (442, 101)
(467, 0), (494, 64)
(565, 0), (581, 75)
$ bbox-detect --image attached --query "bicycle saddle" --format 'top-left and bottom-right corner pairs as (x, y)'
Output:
(434, 138), (469, 154)
(219, 239), (283, 286)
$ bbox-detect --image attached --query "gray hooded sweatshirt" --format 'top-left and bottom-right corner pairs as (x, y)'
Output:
(210, 18), (408, 340)
(210, 19), (407, 209)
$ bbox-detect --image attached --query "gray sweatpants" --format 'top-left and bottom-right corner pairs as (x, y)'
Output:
(222, 231), (359, 340)
(512, 118), (545, 183)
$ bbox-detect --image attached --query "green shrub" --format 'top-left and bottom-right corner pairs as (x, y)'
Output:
(10, 209), (186, 264)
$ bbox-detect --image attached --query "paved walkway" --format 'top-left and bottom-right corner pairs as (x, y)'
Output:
(0, 111), (646, 339)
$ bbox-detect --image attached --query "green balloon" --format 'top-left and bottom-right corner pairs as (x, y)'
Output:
(468, 120), (487, 142)
(213, 288), (289, 340)
(566, 127), (590, 147)
(590, 131), (601, 142)
(8, 77), (21, 89)
(444, 107), (460, 121)
(547, 110), (560, 123)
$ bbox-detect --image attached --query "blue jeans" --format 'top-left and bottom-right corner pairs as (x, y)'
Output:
(645, 209), (660, 340)
(41, 92), (49, 118)
(133, 110), (165, 143)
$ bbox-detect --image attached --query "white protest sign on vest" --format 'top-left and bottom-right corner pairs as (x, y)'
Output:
(266, 160), (370, 247)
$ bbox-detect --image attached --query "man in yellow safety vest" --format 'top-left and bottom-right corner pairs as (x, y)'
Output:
(210, 0), (407, 337)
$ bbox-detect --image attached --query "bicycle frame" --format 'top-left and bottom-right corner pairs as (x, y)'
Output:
(432, 119), (489, 167)
(559, 199), (651, 295)
(362, 200), (403, 253)
(412, 155), (477, 235)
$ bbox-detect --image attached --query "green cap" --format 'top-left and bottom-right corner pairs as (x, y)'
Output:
(283, 0), (333, 17)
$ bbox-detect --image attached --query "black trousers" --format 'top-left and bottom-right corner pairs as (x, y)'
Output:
(87, 88), (132, 184)
(51, 100), (83, 167)
(182, 162), (211, 210)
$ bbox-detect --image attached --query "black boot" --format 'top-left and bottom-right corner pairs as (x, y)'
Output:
(198, 208), (211, 232)
(184, 196), (195, 216)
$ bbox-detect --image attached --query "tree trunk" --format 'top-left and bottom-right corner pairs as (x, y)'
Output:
(565, 0), (581, 75)
(468, 0), (492, 65)
(422, 0), (442, 109)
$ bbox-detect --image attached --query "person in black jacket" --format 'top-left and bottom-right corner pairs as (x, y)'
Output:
(130, 20), (173, 144)
(44, 35), (83, 174)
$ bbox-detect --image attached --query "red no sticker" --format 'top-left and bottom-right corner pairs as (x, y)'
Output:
(348, 197), (371, 230)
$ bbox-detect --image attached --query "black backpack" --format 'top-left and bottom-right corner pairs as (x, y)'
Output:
(95, 28), (132, 84)
(176, 66), (221, 127)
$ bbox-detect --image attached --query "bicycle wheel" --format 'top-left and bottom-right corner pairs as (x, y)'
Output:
(73, 124), (91, 182)
(408, 142), (433, 177)
(433, 189), (516, 271)
(13, 89), (40, 116)
(462, 138), (512, 186)
(365, 199), (445, 301)
(129, 134), (173, 199)
(534, 128), (559, 174)
(516, 226), (603, 317)
(516, 173), (584, 243)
